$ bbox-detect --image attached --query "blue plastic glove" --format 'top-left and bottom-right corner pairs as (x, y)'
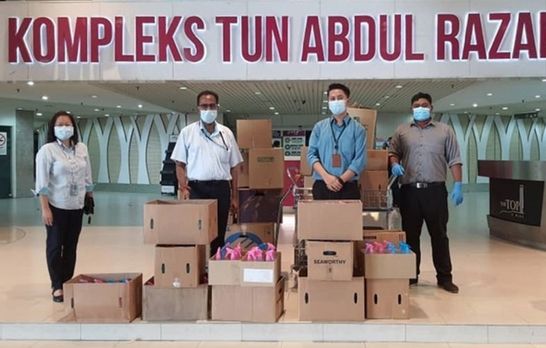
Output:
(391, 163), (405, 177)
(451, 182), (463, 206)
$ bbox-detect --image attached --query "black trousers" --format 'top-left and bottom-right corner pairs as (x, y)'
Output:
(46, 205), (84, 290)
(189, 180), (231, 257)
(312, 180), (360, 200)
(399, 183), (452, 283)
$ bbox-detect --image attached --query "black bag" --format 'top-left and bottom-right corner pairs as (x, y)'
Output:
(83, 195), (94, 215)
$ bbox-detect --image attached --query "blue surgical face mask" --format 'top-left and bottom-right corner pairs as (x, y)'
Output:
(54, 126), (74, 141)
(200, 110), (217, 124)
(413, 107), (431, 122)
(329, 100), (346, 116)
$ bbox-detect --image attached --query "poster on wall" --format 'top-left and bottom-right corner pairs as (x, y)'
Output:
(282, 130), (305, 157)
(0, 132), (6, 155)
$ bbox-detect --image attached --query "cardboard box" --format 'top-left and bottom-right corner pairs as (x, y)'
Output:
(303, 175), (315, 188)
(225, 223), (275, 245)
(238, 149), (249, 188)
(142, 277), (208, 321)
(363, 230), (406, 243)
(366, 279), (409, 319)
(366, 150), (388, 171)
(238, 189), (283, 223)
(64, 273), (142, 323)
(211, 276), (285, 322)
(298, 276), (365, 321)
(360, 170), (389, 191)
(208, 253), (281, 287)
(348, 107), (377, 149)
(306, 241), (354, 281)
(297, 200), (362, 241)
(249, 148), (284, 189)
(154, 245), (205, 288)
(143, 200), (217, 245)
(364, 252), (416, 279)
(237, 119), (272, 149)
(300, 146), (312, 176)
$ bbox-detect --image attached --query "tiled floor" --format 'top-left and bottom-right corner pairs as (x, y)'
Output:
(0, 191), (546, 344)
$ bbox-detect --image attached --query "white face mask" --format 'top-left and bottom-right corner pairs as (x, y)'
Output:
(200, 110), (217, 124)
(413, 107), (431, 121)
(54, 126), (74, 141)
(329, 100), (347, 116)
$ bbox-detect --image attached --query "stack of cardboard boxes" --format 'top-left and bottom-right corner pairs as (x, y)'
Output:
(142, 199), (217, 321)
(234, 119), (284, 243)
(360, 150), (389, 208)
(361, 230), (416, 319)
(209, 252), (284, 322)
(297, 200), (365, 321)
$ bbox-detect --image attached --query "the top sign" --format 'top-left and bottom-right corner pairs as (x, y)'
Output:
(1, 0), (546, 81)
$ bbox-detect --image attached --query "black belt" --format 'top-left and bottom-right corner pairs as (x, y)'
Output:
(402, 181), (444, 189)
(189, 180), (229, 185)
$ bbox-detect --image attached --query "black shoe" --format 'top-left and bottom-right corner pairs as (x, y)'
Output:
(409, 278), (418, 286)
(438, 281), (459, 294)
(52, 289), (64, 303)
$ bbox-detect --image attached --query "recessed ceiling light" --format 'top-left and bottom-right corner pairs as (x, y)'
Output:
(323, 91), (328, 95)
(495, 112), (500, 115)
(179, 86), (188, 90)
(94, 108), (100, 112)
(542, 78), (546, 82)
(66, 111), (71, 114)
(536, 95), (541, 98)
(274, 112), (279, 115)
(41, 95), (48, 100)
(16, 107), (23, 110)
(535, 108), (541, 112)
(27, 81), (34, 86)
(472, 103), (478, 108)
(77, 116), (81, 119)
(322, 106), (327, 109)
(375, 103), (381, 106)
(502, 106), (509, 110)
(449, 103), (455, 106)
(116, 105), (122, 108)
(486, 93), (493, 96)
(384, 96), (390, 99)
(226, 109), (231, 112)
(138, 104), (143, 108)
(36, 112), (43, 116)
(323, 100), (328, 103)
(269, 106), (275, 110)
(254, 91), (261, 95)
(395, 85), (403, 89)
(91, 95), (97, 98)
(105, 114), (110, 117)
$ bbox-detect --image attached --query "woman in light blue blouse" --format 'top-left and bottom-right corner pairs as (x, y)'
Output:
(35, 111), (93, 303)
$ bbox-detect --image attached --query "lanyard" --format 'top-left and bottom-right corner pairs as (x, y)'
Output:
(201, 128), (228, 151)
(57, 141), (77, 185)
(330, 118), (348, 152)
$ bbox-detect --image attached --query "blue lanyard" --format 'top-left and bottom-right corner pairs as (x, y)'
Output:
(201, 129), (228, 151)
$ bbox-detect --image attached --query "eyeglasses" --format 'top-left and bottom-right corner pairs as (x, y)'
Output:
(198, 103), (218, 110)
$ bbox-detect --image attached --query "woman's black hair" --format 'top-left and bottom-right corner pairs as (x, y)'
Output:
(46, 111), (79, 145)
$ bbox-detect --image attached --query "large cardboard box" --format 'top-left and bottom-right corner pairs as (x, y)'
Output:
(366, 150), (388, 171)
(363, 230), (406, 243)
(306, 241), (354, 281)
(211, 276), (285, 322)
(366, 279), (409, 319)
(360, 170), (389, 191)
(298, 276), (365, 321)
(300, 146), (312, 176)
(364, 252), (416, 279)
(208, 253), (281, 287)
(237, 119), (272, 149)
(297, 200), (362, 241)
(238, 149), (250, 188)
(154, 245), (205, 288)
(225, 222), (275, 245)
(142, 277), (208, 321)
(63, 273), (142, 323)
(238, 189), (282, 223)
(249, 148), (284, 189)
(348, 107), (377, 149)
(143, 200), (217, 245)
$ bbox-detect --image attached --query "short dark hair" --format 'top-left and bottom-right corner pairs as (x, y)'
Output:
(46, 111), (79, 144)
(411, 92), (432, 105)
(196, 90), (219, 105)
(328, 83), (350, 98)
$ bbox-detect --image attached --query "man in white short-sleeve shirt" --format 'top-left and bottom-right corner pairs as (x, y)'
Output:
(171, 90), (243, 255)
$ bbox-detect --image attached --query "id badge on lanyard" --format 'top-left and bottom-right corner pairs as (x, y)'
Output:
(331, 120), (347, 168)
(332, 153), (342, 168)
